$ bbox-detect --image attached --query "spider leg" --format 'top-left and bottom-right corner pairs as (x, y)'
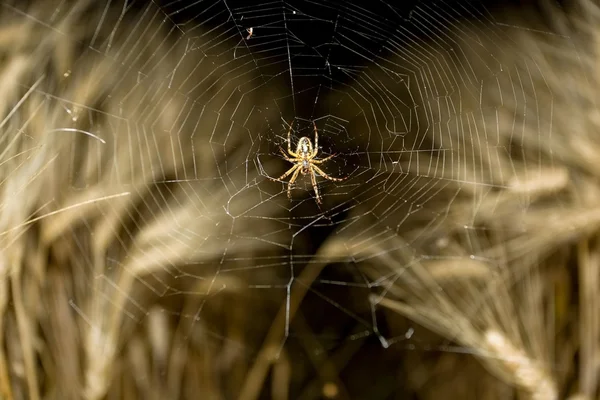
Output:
(312, 121), (319, 157)
(287, 120), (299, 157)
(312, 164), (346, 181)
(279, 146), (299, 162)
(287, 165), (302, 199)
(311, 153), (337, 164)
(269, 163), (300, 182)
(309, 166), (322, 204)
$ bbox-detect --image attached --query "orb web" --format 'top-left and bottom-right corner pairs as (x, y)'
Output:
(3, 0), (568, 364)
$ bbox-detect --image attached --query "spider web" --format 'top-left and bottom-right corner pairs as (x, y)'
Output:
(3, 0), (564, 374)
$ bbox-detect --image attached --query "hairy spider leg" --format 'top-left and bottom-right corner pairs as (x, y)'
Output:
(312, 164), (346, 181)
(309, 166), (322, 204)
(287, 120), (298, 157)
(287, 165), (302, 199)
(310, 122), (336, 164)
(279, 146), (299, 162)
(271, 163), (300, 182)
(311, 153), (336, 164)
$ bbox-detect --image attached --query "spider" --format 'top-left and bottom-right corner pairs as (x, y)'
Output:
(270, 120), (345, 204)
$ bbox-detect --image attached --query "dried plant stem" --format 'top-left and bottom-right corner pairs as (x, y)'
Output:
(10, 255), (40, 400)
(577, 238), (599, 397)
(484, 330), (557, 400)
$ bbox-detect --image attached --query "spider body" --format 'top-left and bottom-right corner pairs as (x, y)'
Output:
(271, 120), (345, 204)
(296, 137), (313, 173)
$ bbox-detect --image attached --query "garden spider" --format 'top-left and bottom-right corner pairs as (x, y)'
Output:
(270, 120), (346, 204)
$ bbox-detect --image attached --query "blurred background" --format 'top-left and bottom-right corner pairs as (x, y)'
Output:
(0, 0), (596, 399)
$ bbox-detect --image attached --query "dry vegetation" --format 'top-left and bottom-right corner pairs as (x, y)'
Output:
(0, 0), (598, 399)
